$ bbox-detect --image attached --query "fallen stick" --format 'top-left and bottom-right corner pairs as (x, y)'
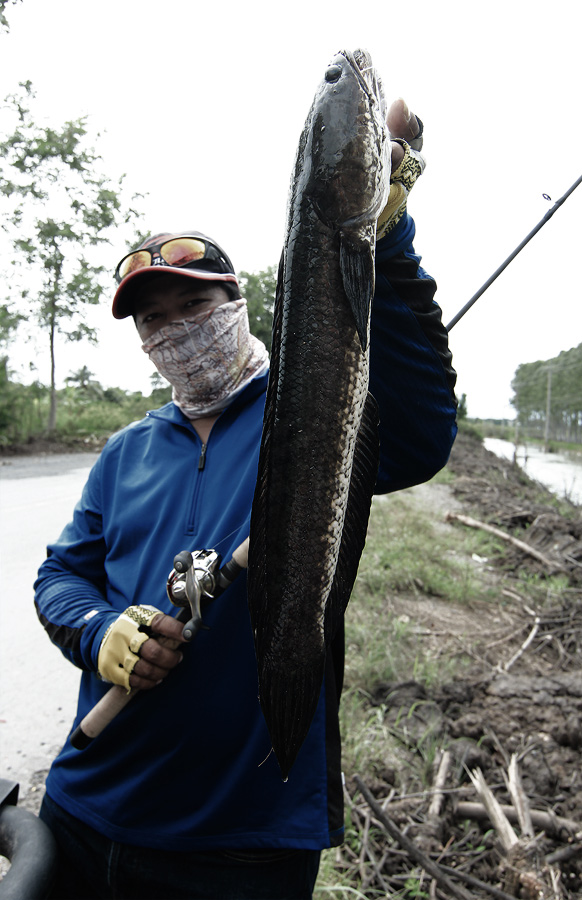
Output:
(425, 750), (452, 839)
(445, 512), (564, 570)
(437, 864), (518, 900)
(503, 617), (540, 671)
(467, 768), (518, 853)
(343, 784), (391, 893)
(427, 750), (451, 821)
(545, 841), (582, 865)
(354, 775), (472, 900)
(455, 802), (581, 841)
(505, 754), (534, 838)
(467, 767), (565, 899)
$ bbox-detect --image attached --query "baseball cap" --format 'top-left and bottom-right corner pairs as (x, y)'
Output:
(112, 231), (240, 319)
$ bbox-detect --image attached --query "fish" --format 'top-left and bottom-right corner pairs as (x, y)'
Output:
(247, 48), (391, 780)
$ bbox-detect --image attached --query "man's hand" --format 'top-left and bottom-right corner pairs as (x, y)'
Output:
(388, 98), (423, 166)
(98, 606), (187, 692)
(377, 98), (425, 241)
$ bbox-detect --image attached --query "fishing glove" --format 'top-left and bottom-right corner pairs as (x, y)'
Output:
(97, 605), (163, 691)
(377, 129), (425, 241)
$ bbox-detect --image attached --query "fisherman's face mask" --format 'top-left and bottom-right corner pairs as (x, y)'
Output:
(141, 300), (269, 420)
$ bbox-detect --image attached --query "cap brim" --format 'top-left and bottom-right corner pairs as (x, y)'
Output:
(112, 267), (240, 319)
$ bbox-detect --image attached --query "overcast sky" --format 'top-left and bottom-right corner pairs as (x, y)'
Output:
(1, 0), (580, 419)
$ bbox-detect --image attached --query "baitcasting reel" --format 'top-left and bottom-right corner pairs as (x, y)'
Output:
(166, 549), (222, 641)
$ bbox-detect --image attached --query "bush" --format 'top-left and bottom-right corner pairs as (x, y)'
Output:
(0, 366), (168, 447)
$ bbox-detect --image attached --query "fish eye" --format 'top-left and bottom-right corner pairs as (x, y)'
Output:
(325, 65), (342, 84)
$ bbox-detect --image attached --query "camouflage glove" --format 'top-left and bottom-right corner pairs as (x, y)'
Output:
(97, 605), (163, 691)
(377, 120), (425, 240)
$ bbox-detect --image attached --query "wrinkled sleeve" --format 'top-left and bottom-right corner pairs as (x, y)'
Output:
(370, 212), (457, 494)
(34, 455), (118, 671)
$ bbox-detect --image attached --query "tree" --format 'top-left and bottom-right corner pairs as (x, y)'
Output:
(457, 393), (468, 420)
(149, 371), (172, 404)
(0, 82), (143, 431)
(0, 0), (21, 32)
(65, 366), (105, 402)
(511, 344), (582, 443)
(238, 265), (277, 352)
(65, 366), (96, 391)
(0, 302), (24, 346)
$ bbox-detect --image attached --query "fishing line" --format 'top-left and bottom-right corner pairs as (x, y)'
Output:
(446, 173), (582, 332)
(212, 520), (250, 555)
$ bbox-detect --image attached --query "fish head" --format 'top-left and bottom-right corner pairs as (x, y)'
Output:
(300, 48), (391, 238)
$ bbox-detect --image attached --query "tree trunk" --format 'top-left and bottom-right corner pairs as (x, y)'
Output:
(47, 312), (57, 433)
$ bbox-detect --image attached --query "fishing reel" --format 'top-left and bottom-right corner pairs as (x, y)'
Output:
(166, 549), (222, 641)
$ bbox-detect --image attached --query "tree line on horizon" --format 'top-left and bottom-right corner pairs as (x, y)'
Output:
(511, 343), (582, 444)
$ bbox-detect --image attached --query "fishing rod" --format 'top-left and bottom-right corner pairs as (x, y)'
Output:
(446, 173), (582, 332)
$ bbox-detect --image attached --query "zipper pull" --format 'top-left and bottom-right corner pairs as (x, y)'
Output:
(198, 443), (207, 471)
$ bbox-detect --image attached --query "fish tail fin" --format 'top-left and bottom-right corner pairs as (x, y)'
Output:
(259, 658), (326, 781)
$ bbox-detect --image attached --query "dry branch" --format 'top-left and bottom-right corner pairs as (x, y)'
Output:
(354, 775), (473, 900)
(546, 842), (582, 865)
(467, 768), (519, 852)
(428, 749), (451, 821)
(455, 802), (582, 841)
(466, 766), (566, 898)
(506, 754), (534, 838)
(437, 864), (519, 900)
(503, 617), (540, 672)
(424, 749), (452, 842)
(445, 512), (565, 570)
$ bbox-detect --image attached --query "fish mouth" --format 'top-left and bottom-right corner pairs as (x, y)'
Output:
(338, 48), (386, 118)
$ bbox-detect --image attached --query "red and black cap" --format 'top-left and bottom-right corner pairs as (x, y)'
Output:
(112, 231), (241, 319)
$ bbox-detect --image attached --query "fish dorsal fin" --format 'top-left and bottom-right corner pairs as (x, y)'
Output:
(339, 235), (375, 351)
(324, 391), (380, 642)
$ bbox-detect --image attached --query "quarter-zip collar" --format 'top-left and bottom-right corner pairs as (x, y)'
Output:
(145, 369), (269, 435)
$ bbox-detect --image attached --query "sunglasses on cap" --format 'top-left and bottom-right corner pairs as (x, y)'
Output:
(114, 236), (229, 284)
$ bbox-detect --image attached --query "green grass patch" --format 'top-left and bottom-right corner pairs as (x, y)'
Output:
(353, 492), (501, 607)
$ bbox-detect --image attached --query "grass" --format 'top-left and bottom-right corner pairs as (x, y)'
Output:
(366, 493), (502, 600)
(341, 487), (503, 694)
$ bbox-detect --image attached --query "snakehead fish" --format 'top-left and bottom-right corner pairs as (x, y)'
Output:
(248, 48), (391, 780)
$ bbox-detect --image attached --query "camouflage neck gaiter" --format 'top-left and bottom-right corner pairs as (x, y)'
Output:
(142, 299), (269, 419)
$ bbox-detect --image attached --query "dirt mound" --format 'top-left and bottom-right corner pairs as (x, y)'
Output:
(0, 435), (107, 457)
(448, 433), (582, 584)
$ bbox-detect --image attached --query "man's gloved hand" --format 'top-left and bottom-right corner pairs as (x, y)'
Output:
(377, 98), (425, 240)
(97, 605), (186, 692)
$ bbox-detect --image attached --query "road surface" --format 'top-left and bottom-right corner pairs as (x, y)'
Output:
(0, 452), (100, 796)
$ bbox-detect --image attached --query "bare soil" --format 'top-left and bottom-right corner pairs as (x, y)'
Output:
(344, 432), (582, 899)
(0, 434), (107, 457)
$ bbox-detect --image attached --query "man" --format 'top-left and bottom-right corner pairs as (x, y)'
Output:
(35, 100), (457, 899)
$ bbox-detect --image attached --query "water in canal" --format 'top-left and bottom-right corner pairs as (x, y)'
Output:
(484, 438), (582, 506)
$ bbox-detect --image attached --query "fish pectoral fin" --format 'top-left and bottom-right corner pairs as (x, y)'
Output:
(339, 235), (375, 350)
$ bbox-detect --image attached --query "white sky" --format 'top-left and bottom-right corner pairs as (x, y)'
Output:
(1, 0), (581, 419)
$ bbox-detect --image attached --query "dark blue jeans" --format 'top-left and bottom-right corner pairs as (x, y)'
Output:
(40, 794), (321, 900)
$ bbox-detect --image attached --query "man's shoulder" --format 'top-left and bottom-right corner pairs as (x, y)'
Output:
(103, 403), (178, 449)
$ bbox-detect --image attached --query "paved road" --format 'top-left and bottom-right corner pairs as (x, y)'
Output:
(0, 453), (100, 795)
